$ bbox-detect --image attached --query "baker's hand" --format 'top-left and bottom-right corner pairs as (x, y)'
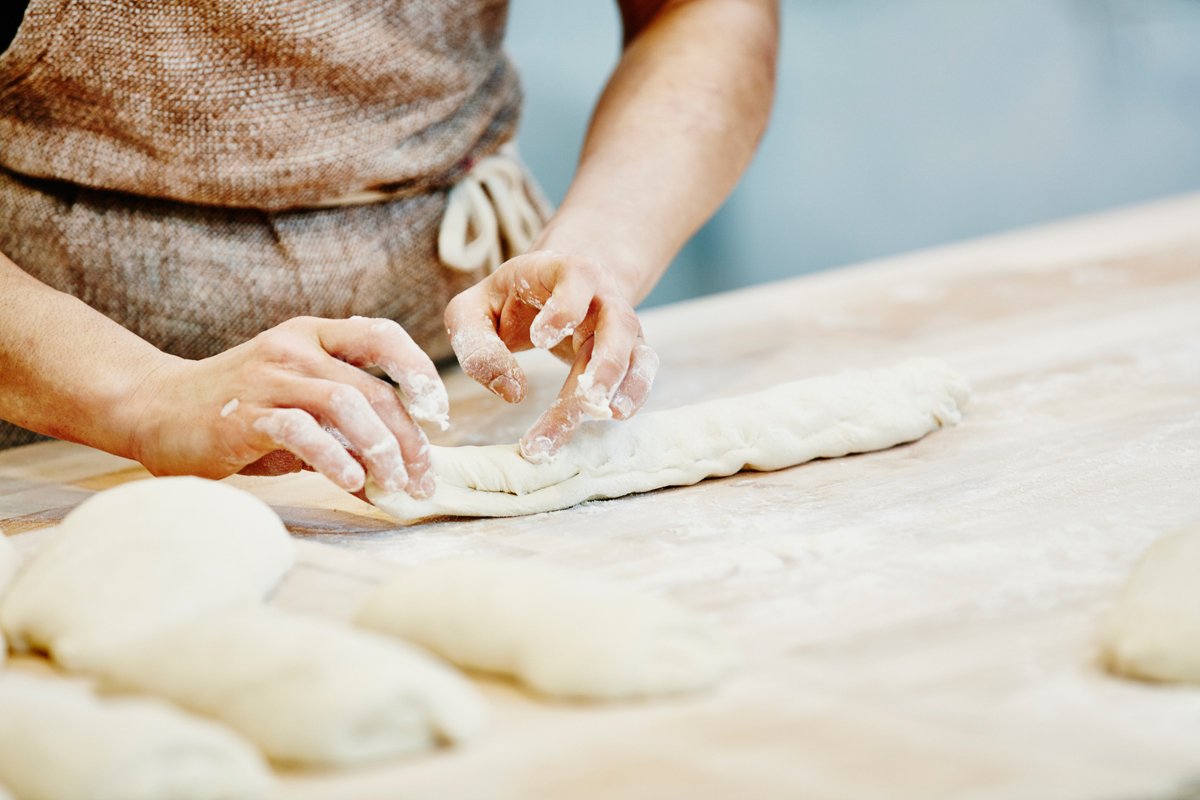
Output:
(445, 250), (659, 462)
(126, 316), (448, 498)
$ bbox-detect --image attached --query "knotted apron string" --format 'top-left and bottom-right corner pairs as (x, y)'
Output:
(437, 143), (552, 274)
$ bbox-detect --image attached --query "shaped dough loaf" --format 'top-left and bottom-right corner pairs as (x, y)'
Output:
(0, 532), (18, 669)
(1099, 527), (1200, 683)
(357, 558), (736, 699)
(0, 477), (294, 669)
(0, 673), (271, 800)
(89, 605), (487, 766)
(368, 358), (970, 522)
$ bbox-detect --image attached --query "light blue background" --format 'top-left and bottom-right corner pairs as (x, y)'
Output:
(505, 0), (1200, 306)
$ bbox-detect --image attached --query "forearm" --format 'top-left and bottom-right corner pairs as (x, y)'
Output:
(0, 252), (174, 455)
(535, 0), (779, 302)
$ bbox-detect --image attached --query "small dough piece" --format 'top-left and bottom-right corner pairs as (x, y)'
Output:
(0, 531), (19, 669)
(1, 477), (294, 669)
(0, 673), (272, 800)
(368, 358), (970, 522)
(1100, 527), (1200, 682)
(356, 558), (737, 700)
(89, 605), (487, 766)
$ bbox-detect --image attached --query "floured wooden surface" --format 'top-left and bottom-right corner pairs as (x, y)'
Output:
(3, 193), (1200, 799)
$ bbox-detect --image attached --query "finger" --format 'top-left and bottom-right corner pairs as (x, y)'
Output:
(318, 358), (437, 499)
(315, 317), (450, 431)
(251, 408), (365, 492)
(527, 261), (596, 351)
(289, 379), (409, 495)
(610, 342), (660, 420)
(576, 301), (641, 419)
(444, 287), (528, 403)
(518, 340), (594, 463)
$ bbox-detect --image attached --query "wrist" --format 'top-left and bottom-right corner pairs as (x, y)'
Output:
(115, 352), (188, 467)
(533, 213), (657, 304)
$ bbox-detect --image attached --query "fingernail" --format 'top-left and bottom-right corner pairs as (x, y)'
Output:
(488, 374), (522, 401)
(340, 465), (366, 493)
(396, 372), (451, 431)
(412, 472), (437, 500)
(520, 435), (555, 464)
(612, 392), (634, 418)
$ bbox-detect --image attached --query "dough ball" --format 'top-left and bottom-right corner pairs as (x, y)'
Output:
(1100, 527), (1200, 682)
(0, 477), (295, 669)
(357, 558), (737, 700)
(0, 672), (272, 800)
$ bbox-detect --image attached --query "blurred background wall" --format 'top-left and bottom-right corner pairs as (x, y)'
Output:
(505, 0), (1200, 306)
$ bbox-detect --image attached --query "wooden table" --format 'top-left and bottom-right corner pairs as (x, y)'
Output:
(3, 194), (1200, 800)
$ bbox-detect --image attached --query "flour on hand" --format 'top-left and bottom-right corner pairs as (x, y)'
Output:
(356, 558), (736, 700)
(367, 358), (971, 522)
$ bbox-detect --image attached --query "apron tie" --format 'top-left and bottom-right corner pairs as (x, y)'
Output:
(438, 143), (550, 274)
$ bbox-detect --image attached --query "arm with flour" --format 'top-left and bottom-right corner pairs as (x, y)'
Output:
(368, 358), (971, 522)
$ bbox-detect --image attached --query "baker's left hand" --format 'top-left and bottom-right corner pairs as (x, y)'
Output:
(444, 250), (659, 462)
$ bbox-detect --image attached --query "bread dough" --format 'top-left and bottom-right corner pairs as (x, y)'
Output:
(1099, 527), (1200, 682)
(89, 604), (487, 766)
(1, 477), (294, 669)
(0, 672), (271, 800)
(0, 531), (17, 592)
(356, 558), (736, 700)
(0, 532), (19, 669)
(368, 358), (970, 522)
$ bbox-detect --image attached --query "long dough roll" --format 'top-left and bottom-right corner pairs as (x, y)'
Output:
(369, 358), (970, 522)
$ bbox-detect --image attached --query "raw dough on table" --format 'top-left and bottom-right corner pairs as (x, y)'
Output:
(357, 558), (736, 700)
(368, 358), (970, 522)
(0, 477), (294, 670)
(89, 604), (487, 766)
(0, 672), (271, 800)
(1099, 527), (1200, 683)
(0, 531), (19, 669)
(0, 530), (17, 592)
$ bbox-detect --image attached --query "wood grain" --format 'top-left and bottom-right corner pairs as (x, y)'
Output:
(3, 193), (1200, 799)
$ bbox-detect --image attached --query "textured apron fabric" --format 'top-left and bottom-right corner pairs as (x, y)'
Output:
(0, 0), (533, 449)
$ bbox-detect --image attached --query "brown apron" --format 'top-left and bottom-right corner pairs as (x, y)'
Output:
(0, 0), (539, 449)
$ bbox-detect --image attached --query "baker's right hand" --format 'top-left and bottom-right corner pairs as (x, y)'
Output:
(125, 316), (448, 499)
